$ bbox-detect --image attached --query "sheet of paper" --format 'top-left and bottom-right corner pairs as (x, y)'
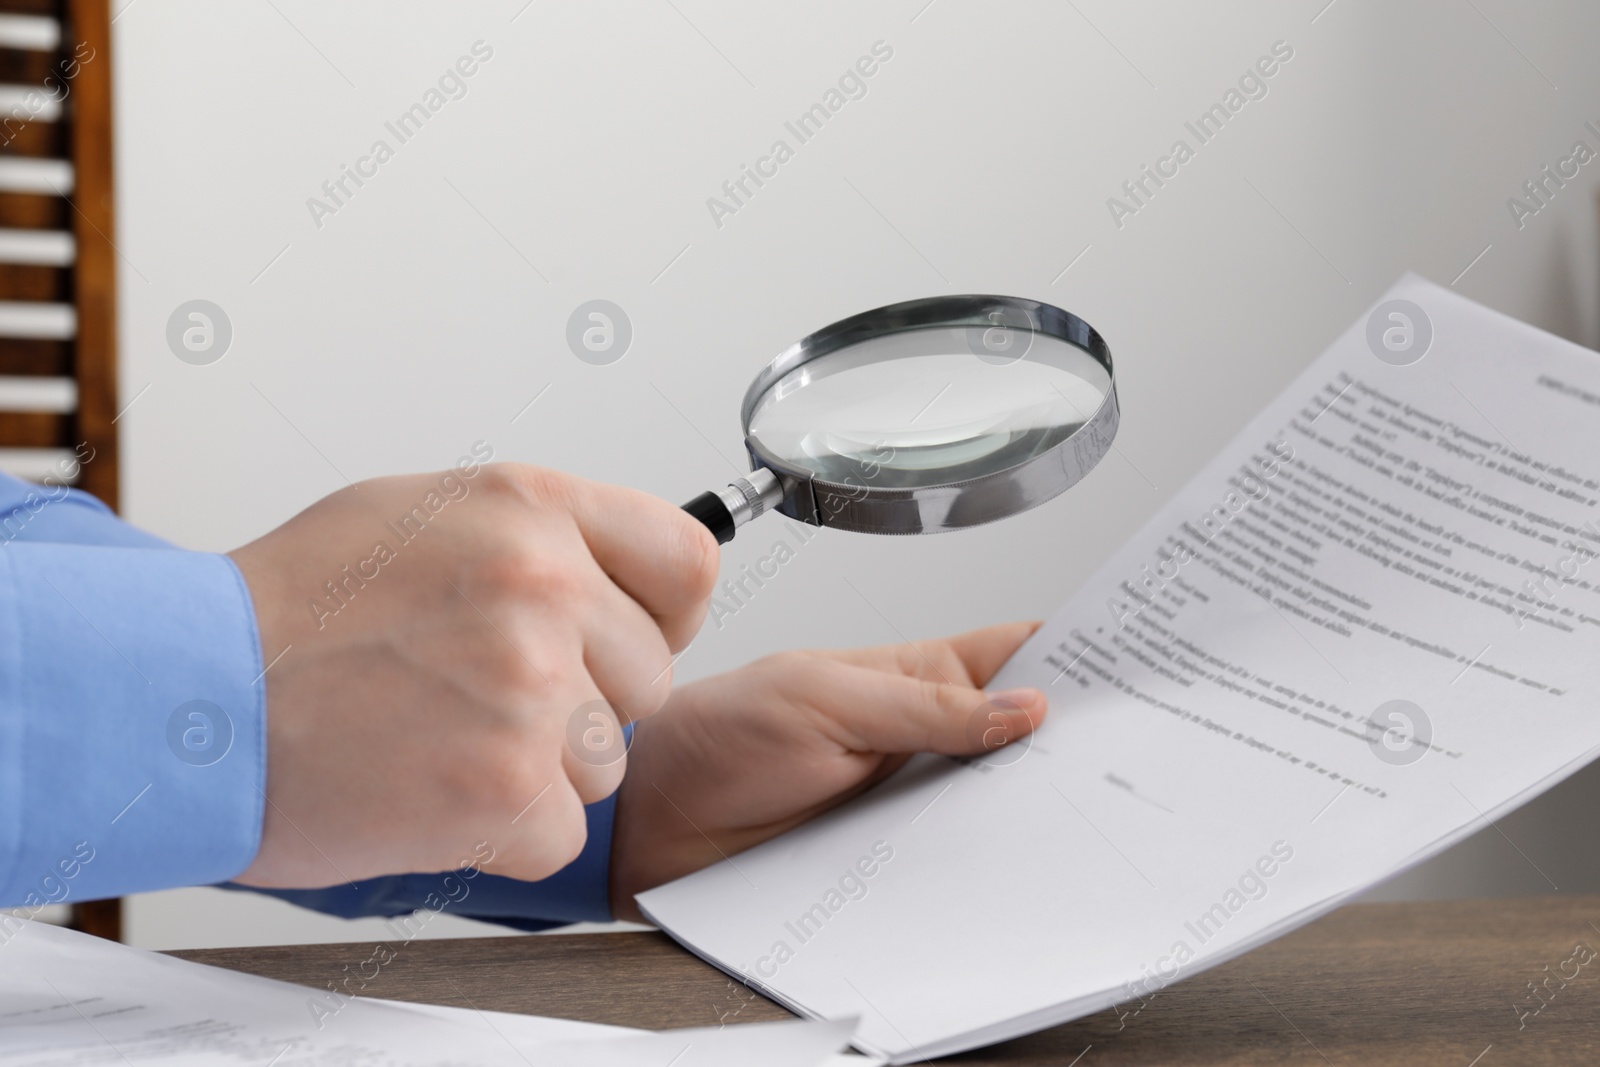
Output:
(639, 274), (1600, 1062)
(386, 998), (883, 1066)
(0, 918), (856, 1066)
(371, 997), (636, 1041)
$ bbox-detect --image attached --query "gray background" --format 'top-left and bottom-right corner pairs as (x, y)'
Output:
(102, 0), (1600, 947)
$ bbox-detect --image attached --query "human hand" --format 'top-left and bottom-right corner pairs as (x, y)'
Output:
(608, 621), (1046, 919)
(228, 454), (718, 888)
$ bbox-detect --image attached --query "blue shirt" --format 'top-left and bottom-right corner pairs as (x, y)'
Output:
(0, 471), (614, 929)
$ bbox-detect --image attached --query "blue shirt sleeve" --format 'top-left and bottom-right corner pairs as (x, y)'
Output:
(0, 474), (266, 910)
(0, 472), (615, 929)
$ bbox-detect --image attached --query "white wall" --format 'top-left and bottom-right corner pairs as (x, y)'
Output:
(110, 0), (1600, 948)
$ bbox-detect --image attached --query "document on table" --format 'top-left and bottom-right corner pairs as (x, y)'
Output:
(638, 274), (1600, 1062)
(0, 918), (864, 1066)
(389, 999), (880, 1066)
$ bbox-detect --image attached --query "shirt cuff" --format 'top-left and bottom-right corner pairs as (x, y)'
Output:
(0, 543), (265, 907)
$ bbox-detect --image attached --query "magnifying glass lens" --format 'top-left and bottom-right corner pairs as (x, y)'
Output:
(746, 325), (1110, 489)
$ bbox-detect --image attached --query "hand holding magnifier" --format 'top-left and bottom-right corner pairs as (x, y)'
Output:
(683, 295), (1119, 542)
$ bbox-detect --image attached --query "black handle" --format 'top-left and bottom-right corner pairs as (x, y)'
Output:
(683, 491), (737, 545)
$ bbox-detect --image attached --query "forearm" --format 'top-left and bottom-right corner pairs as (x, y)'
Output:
(0, 471), (625, 928)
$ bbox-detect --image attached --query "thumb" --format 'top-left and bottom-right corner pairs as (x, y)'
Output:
(819, 662), (1047, 757)
(963, 686), (1047, 757)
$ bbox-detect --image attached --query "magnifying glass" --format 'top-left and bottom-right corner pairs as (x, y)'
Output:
(683, 294), (1119, 542)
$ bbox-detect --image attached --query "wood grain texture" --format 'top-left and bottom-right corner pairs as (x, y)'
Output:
(171, 895), (1600, 1065)
(70, 898), (121, 941)
(0, 336), (69, 374)
(63, 0), (112, 508)
(0, 47), (59, 86)
(0, 262), (70, 301)
(0, 113), (67, 158)
(0, 191), (65, 228)
(0, 409), (69, 445)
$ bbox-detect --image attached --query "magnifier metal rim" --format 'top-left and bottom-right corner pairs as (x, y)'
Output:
(740, 294), (1120, 535)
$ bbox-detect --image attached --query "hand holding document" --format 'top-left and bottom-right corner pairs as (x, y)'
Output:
(0, 918), (864, 1066)
(640, 275), (1600, 1061)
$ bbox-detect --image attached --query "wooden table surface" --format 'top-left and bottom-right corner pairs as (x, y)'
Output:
(172, 895), (1600, 1065)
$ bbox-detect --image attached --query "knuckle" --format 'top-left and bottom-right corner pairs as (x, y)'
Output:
(470, 742), (551, 814)
(481, 462), (564, 502)
(898, 640), (963, 686)
(474, 546), (589, 607)
(918, 676), (958, 715)
(760, 649), (818, 682)
(517, 465), (580, 513)
(480, 642), (554, 700)
(527, 557), (589, 606)
(473, 464), (584, 527)
(470, 462), (525, 503)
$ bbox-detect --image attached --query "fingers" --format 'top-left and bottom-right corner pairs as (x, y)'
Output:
(557, 683), (631, 806)
(515, 615), (639, 806)
(557, 474), (720, 652)
(486, 776), (593, 883)
(828, 620), (1044, 687)
(938, 620), (1045, 687)
(803, 658), (1047, 757)
(578, 573), (676, 722)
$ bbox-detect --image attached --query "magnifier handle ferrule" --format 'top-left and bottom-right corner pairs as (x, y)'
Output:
(683, 467), (783, 545)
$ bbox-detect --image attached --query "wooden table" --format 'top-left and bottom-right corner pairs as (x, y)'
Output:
(173, 895), (1600, 1065)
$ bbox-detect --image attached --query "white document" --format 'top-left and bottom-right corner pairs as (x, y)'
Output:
(387, 999), (882, 1066)
(0, 918), (857, 1066)
(639, 274), (1600, 1062)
